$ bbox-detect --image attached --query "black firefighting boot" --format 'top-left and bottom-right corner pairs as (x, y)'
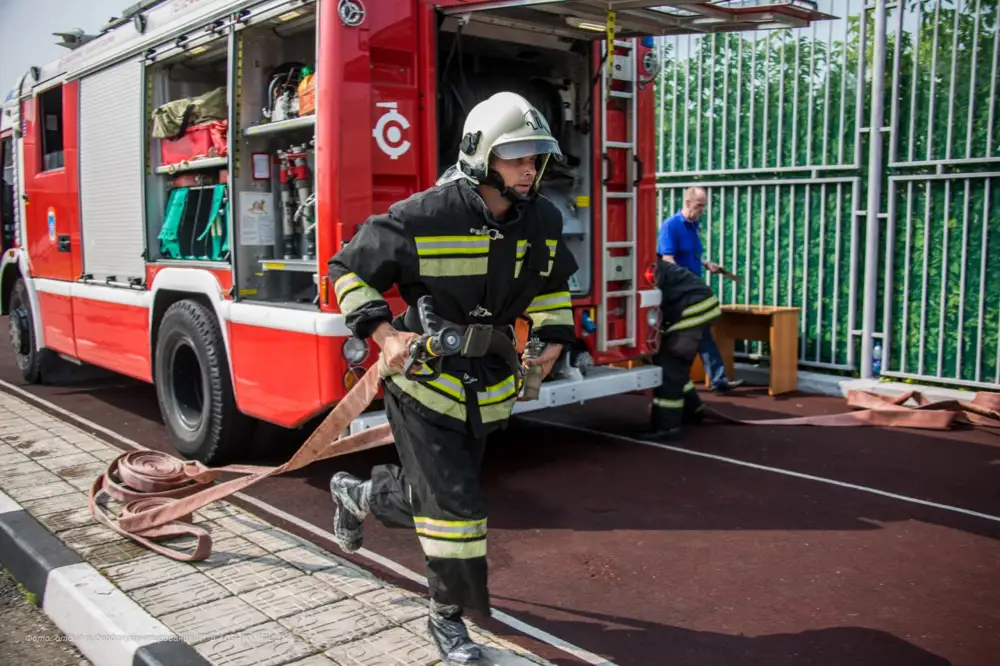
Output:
(429, 601), (481, 663)
(638, 427), (680, 443)
(329, 471), (371, 553)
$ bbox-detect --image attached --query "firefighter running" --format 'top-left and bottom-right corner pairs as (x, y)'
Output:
(325, 92), (577, 663)
(642, 259), (722, 442)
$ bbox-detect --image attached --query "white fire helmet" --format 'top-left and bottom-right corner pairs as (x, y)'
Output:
(453, 91), (563, 201)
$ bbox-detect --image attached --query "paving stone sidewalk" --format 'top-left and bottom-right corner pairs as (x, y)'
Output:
(0, 391), (553, 666)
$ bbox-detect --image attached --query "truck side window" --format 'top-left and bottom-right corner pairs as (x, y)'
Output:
(38, 86), (64, 171)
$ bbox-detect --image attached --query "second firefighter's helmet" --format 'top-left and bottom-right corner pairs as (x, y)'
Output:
(455, 91), (562, 201)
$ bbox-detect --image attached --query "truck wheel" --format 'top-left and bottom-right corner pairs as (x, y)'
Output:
(8, 278), (52, 384)
(154, 299), (252, 465)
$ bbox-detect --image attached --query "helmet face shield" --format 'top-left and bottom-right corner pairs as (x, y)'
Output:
(491, 138), (562, 162)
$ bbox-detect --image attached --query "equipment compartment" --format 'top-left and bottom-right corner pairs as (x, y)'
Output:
(144, 33), (231, 265)
(435, 17), (595, 296)
(231, 2), (318, 304)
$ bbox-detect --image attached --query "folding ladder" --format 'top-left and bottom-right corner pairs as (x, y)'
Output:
(598, 34), (639, 352)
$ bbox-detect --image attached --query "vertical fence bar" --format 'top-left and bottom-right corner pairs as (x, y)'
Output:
(956, 179), (971, 377)
(918, 182), (931, 375)
(758, 185), (766, 354)
(926, 0), (942, 161)
(854, 0), (868, 168)
(708, 34), (716, 171)
(802, 183), (811, 360)
(833, 182), (842, 364)
(696, 35), (703, 173)
(816, 182), (827, 361)
(763, 34), (772, 169)
(745, 186), (751, 305)
(773, 185), (780, 306)
(807, 21), (816, 165)
(989, 3), (1000, 157)
(793, 24), (801, 165)
(733, 188), (740, 304)
(901, 181), (914, 373)
(684, 35), (691, 172)
(907, 0), (921, 163)
(889, 0), (904, 163)
(672, 36), (678, 172)
(882, 180), (897, 376)
(749, 32), (758, 169)
(977, 180), (990, 382)
(722, 35), (730, 171)
(778, 31), (787, 167)
(788, 185), (796, 308)
(965, 0), (981, 159)
(860, 0), (888, 378)
(735, 37), (743, 169)
(720, 188), (727, 295)
(848, 178), (861, 368)
(839, 0), (851, 165)
(944, 0), (961, 161)
(822, 17), (833, 165)
(937, 180), (951, 378)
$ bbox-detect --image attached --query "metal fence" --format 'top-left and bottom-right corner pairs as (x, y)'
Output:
(653, 0), (1000, 389)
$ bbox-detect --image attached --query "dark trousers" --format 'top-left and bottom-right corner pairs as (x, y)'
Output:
(368, 388), (490, 616)
(651, 325), (707, 432)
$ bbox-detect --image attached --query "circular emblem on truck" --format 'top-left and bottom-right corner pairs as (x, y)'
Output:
(338, 0), (366, 27)
(47, 207), (56, 242)
(373, 102), (411, 160)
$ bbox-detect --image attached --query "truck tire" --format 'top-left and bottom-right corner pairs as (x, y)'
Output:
(154, 299), (252, 465)
(8, 278), (53, 384)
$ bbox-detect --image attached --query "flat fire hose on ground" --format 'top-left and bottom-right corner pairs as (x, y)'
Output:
(87, 358), (1000, 563)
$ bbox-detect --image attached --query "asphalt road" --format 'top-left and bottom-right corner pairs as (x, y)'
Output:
(1, 322), (998, 666)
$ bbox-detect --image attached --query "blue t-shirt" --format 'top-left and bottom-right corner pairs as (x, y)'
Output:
(657, 211), (704, 277)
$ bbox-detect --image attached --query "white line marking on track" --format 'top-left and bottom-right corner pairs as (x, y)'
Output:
(0, 377), (617, 666)
(519, 417), (1000, 525)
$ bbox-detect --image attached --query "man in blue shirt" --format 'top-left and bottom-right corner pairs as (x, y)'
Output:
(657, 187), (742, 393)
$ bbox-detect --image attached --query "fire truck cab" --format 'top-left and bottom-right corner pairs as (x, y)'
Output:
(0, 0), (832, 463)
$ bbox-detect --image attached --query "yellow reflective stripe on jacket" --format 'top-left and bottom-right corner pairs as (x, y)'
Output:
(414, 517), (487, 540)
(683, 381), (696, 393)
(527, 291), (571, 313)
(389, 374), (467, 421)
(415, 235), (490, 256)
(419, 256), (489, 277)
(477, 375), (517, 406)
(665, 302), (722, 333)
(542, 238), (557, 276)
(681, 295), (719, 318)
(513, 239), (558, 277)
(418, 536), (487, 559)
(530, 309), (574, 329)
(653, 397), (684, 409)
(334, 272), (383, 315)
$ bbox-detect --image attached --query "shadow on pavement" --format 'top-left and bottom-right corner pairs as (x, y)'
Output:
(487, 597), (954, 666)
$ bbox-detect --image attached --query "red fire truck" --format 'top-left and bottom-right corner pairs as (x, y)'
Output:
(0, 0), (830, 463)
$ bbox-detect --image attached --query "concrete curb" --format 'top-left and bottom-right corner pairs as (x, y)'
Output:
(0, 489), (211, 666)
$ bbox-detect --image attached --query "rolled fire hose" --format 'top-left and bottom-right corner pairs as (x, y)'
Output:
(88, 357), (1000, 563)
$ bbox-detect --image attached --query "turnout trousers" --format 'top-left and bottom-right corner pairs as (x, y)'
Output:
(650, 324), (708, 432)
(368, 388), (490, 616)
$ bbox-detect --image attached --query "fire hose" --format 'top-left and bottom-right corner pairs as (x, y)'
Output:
(88, 340), (1000, 563)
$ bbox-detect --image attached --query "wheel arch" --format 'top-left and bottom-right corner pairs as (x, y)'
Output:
(0, 249), (44, 350)
(148, 267), (234, 383)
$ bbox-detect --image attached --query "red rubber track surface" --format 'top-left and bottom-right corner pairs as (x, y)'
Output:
(1, 329), (998, 666)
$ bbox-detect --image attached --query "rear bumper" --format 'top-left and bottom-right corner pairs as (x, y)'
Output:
(347, 364), (662, 435)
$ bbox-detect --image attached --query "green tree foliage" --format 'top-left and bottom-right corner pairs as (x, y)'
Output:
(653, 0), (1000, 385)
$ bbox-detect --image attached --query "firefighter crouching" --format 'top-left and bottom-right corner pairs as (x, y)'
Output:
(324, 92), (577, 663)
(642, 260), (722, 442)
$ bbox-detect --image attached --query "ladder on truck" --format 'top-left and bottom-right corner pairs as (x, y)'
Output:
(598, 30), (639, 352)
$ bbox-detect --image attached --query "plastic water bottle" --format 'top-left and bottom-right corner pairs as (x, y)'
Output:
(872, 342), (882, 376)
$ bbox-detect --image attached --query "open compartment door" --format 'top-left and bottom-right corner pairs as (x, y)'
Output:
(430, 1), (838, 37)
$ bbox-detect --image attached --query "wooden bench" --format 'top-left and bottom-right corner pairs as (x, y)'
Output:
(689, 304), (800, 396)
